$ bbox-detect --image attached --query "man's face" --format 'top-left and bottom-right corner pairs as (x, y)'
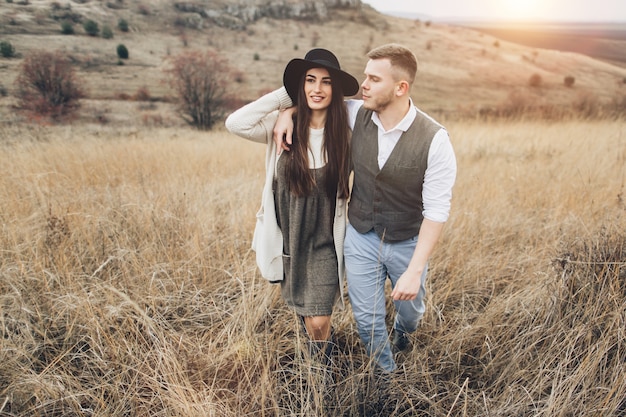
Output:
(360, 58), (396, 112)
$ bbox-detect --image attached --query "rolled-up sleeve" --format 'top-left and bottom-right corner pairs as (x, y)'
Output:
(422, 128), (457, 223)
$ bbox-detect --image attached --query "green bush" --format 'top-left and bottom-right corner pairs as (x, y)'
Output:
(117, 18), (129, 32)
(61, 21), (74, 34)
(102, 25), (113, 39)
(83, 19), (99, 36)
(117, 44), (129, 59)
(0, 40), (15, 58)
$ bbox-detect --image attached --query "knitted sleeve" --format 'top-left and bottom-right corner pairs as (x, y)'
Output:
(224, 87), (294, 144)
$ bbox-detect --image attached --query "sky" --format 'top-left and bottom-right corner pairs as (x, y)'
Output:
(360, 0), (626, 22)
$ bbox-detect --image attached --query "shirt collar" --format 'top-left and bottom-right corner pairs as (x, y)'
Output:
(371, 98), (417, 133)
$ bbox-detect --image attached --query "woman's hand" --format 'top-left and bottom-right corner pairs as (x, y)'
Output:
(273, 107), (296, 154)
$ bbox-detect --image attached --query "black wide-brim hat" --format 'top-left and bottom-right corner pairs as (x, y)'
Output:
(283, 48), (359, 102)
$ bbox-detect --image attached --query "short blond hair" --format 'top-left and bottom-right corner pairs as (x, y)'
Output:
(367, 43), (417, 85)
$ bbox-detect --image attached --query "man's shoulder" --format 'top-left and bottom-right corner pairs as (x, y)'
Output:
(413, 106), (444, 130)
(346, 99), (371, 130)
(346, 99), (364, 115)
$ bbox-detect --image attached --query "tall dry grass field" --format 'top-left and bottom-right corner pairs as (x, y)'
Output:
(1, 120), (625, 416)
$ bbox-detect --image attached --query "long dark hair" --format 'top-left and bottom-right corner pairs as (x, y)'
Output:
(285, 70), (351, 199)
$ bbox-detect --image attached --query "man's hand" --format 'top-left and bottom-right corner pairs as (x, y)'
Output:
(273, 107), (296, 154)
(390, 270), (422, 301)
(390, 219), (445, 301)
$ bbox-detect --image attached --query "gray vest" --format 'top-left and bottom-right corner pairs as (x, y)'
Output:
(349, 106), (442, 242)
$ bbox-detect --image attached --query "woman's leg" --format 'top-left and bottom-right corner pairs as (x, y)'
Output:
(303, 315), (332, 341)
(303, 315), (335, 368)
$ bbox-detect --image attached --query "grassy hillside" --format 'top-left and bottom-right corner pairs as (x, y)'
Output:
(1, 1), (625, 125)
(0, 120), (624, 415)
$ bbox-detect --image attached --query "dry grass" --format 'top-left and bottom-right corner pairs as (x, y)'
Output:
(1, 119), (625, 416)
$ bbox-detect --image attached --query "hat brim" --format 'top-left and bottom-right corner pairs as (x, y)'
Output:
(283, 58), (359, 102)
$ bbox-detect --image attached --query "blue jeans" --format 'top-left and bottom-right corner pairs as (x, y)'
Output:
(344, 224), (428, 372)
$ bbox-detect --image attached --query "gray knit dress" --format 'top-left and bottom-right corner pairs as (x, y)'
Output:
(273, 152), (339, 317)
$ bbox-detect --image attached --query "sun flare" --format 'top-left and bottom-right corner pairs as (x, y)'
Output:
(500, 0), (542, 19)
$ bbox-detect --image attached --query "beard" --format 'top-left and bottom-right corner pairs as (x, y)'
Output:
(362, 89), (395, 112)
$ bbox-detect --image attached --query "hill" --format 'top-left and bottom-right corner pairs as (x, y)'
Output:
(1, 0), (625, 125)
(460, 21), (626, 69)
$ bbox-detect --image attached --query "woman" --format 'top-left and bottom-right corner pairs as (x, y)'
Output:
(225, 49), (358, 355)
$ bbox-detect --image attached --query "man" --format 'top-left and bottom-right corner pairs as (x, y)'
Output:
(274, 44), (457, 372)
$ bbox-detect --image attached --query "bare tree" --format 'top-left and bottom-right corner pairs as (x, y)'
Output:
(165, 49), (232, 130)
(15, 50), (84, 120)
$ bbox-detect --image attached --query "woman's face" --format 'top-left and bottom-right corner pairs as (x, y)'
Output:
(303, 67), (332, 111)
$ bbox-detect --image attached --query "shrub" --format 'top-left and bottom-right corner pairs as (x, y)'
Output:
(34, 10), (47, 25)
(117, 44), (129, 59)
(0, 83), (7, 97)
(564, 75), (575, 87)
(573, 91), (600, 118)
(0, 40), (15, 58)
(610, 94), (626, 118)
(101, 25), (113, 39)
(497, 90), (533, 118)
(137, 4), (149, 15)
(133, 86), (150, 101)
(60, 21), (74, 34)
(83, 19), (99, 36)
(118, 18), (129, 32)
(106, 0), (124, 9)
(233, 70), (245, 84)
(164, 49), (233, 130)
(14, 50), (84, 120)
(529, 73), (542, 88)
(253, 53), (260, 61)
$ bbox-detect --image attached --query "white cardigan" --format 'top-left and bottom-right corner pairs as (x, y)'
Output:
(225, 87), (347, 306)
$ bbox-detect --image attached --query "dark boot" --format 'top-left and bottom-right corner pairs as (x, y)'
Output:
(305, 331), (338, 414)
(308, 329), (336, 367)
(391, 329), (411, 354)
